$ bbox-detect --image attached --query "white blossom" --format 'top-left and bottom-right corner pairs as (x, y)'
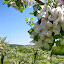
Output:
(29, 1), (64, 49)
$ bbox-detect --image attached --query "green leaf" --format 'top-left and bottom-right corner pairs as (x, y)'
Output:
(61, 48), (64, 55)
(55, 40), (61, 46)
(34, 11), (38, 16)
(29, 21), (32, 23)
(53, 3), (57, 8)
(25, 18), (28, 19)
(38, 8), (41, 10)
(51, 46), (64, 55)
(19, 7), (24, 13)
(38, 5), (41, 10)
(60, 27), (64, 36)
(33, 4), (37, 8)
(54, 34), (63, 39)
(28, 28), (34, 34)
(48, 43), (54, 50)
(25, 20), (28, 21)
(46, 3), (48, 5)
(31, 23), (33, 25)
(16, 1), (22, 7)
(26, 22), (28, 23)
(34, 34), (38, 41)
(25, 5), (27, 8)
(30, 18), (33, 20)
(7, 3), (10, 7)
(3, 0), (7, 5)
(51, 46), (62, 55)
(25, 18), (28, 21)
(11, 0), (14, 2)
(29, 12), (34, 15)
(24, 1), (28, 8)
(48, 11), (51, 15)
(48, 3), (50, 5)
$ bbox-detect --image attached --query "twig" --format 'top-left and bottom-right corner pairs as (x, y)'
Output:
(35, 0), (44, 5)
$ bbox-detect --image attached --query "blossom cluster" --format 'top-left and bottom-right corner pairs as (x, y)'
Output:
(29, 1), (64, 49)
(0, 38), (3, 50)
(10, 0), (37, 9)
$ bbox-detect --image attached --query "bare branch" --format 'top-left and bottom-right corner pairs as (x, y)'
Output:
(35, 0), (44, 5)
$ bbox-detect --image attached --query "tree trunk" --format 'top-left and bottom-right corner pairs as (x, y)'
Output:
(32, 50), (38, 64)
(13, 62), (15, 64)
(1, 53), (4, 64)
(19, 61), (21, 64)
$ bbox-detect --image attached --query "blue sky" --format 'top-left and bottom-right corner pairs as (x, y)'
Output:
(0, 0), (46, 45)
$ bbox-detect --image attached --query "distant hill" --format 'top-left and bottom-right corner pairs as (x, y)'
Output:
(9, 44), (34, 48)
(9, 44), (23, 48)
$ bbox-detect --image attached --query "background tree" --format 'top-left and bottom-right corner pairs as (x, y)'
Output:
(0, 37), (10, 64)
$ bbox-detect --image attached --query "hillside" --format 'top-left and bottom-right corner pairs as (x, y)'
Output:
(9, 44), (23, 48)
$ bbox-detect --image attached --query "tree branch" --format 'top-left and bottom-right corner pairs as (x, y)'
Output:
(35, 0), (44, 5)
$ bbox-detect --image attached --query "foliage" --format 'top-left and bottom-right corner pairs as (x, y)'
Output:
(25, 18), (34, 27)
